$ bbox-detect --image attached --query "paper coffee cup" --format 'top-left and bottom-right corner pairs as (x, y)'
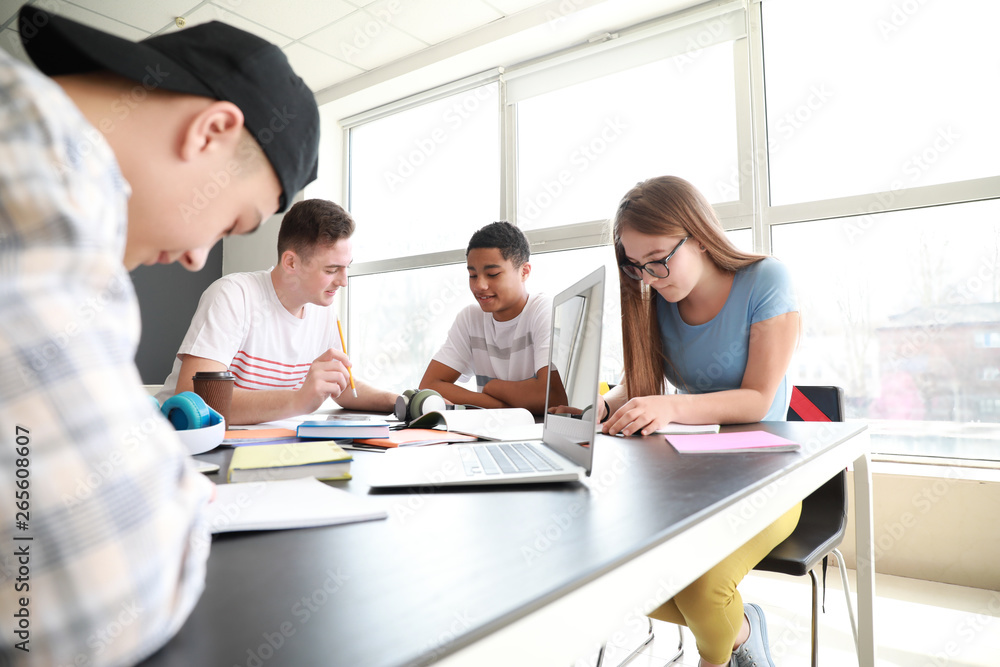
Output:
(192, 371), (235, 426)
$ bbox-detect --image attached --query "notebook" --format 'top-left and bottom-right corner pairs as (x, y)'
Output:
(206, 477), (387, 533)
(666, 430), (800, 454)
(406, 406), (542, 441)
(296, 417), (391, 439)
(352, 429), (477, 448)
(368, 266), (605, 488)
(228, 440), (353, 482)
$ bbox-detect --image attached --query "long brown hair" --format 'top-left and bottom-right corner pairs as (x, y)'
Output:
(613, 176), (766, 398)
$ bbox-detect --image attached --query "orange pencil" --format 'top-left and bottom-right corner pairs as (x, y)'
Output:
(336, 317), (358, 398)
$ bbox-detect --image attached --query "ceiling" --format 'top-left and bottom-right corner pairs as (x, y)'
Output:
(0, 0), (546, 91)
(0, 0), (695, 107)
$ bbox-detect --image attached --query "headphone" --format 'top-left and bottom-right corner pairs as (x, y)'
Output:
(394, 389), (447, 424)
(156, 391), (224, 430)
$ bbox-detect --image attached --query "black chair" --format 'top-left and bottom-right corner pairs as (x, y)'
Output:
(753, 385), (859, 666)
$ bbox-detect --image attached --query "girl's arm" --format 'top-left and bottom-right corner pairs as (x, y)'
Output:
(603, 311), (800, 436)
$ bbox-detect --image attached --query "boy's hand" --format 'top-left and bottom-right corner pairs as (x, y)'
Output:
(294, 348), (351, 414)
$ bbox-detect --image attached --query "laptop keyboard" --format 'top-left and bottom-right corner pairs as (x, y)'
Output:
(459, 442), (566, 477)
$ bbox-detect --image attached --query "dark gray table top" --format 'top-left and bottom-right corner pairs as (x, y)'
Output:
(139, 421), (865, 667)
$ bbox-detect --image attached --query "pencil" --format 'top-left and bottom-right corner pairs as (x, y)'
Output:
(336, 317), (358, 398)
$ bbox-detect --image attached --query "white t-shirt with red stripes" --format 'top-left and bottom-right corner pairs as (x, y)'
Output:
(157, 270), (341, 400)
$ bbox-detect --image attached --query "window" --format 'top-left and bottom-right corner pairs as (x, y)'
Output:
(726, 228), (753, 253)
(762, 0), (1000, 206)
(974, 333), (1000, 349)
(516, 43), (739, 230)
(347, 81), (500, 264)
(347, 263), (470, 390)
(527, 247), (623, 386)
(773, 199), (1000, 459)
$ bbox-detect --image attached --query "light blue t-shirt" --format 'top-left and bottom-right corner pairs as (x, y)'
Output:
(655, 257), (798, 421)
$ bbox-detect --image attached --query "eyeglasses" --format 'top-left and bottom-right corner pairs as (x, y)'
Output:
(619, 237), (689, 281)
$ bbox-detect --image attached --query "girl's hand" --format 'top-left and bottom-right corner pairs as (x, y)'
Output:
(602, 395), (675, 437)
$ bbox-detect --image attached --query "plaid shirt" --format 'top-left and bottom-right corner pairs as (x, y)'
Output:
(0, 50), (213, 666)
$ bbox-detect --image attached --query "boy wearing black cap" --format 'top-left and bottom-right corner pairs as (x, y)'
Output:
(0, 6), (322, 666)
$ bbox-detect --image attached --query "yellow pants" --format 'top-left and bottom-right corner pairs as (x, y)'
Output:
(648, 503), (802, 664)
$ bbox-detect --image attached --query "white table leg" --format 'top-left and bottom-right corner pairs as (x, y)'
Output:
(853, 449), (876, 667)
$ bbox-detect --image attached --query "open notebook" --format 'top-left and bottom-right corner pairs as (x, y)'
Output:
(368, 266), (606, 488)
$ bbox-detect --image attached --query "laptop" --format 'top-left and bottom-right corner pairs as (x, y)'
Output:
(368, 266), (605, 488)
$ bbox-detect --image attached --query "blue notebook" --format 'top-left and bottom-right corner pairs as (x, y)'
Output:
(296, 417), (391, 440)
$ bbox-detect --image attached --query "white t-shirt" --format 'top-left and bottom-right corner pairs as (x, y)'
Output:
(157, 270), (342, 401)
(432, 293), (552, 390)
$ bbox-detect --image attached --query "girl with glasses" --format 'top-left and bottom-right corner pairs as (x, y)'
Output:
(602, 175), (800, 667)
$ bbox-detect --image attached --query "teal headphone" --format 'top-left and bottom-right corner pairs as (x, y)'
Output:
(394, 389), (447, 424)
(155, 391), (224, 430)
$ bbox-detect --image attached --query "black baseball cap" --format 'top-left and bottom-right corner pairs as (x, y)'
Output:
(18, 5), (319, 212)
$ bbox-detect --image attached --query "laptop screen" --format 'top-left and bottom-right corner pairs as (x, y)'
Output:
(541, 266), (605, 473)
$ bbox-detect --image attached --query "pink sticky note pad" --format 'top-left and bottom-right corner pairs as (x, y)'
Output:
(666, 430), (800, 454)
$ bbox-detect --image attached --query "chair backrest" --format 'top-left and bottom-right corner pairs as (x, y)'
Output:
(787, 385), (844, 422)
(788, 386), (847, 533)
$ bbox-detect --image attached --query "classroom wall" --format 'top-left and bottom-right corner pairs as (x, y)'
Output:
(838, 467), (1000, 591)
(131, 243), (222, 384)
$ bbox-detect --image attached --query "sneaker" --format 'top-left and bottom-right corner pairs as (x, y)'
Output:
(732, 603), (774, 667)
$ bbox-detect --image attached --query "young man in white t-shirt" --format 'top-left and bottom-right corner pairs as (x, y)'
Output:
(418, 221), (561, 415)
(158, 199), (398, 424)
